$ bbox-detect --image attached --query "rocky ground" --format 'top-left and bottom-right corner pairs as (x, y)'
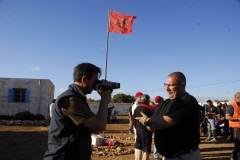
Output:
(0, 117), (234, 160)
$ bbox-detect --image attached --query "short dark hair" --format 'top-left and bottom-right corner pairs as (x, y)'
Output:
(73, 62), (102, 82)
(169, 72), (186, 84)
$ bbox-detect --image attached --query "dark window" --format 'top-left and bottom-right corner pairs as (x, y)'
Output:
(14, 88), (26, 102)
(8, 88), (29, 103)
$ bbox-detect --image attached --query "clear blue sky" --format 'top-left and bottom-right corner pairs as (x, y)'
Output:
(1, 0), (240, 102)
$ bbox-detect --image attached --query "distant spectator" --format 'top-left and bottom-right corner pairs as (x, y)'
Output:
(133, 94), (154, 160)
(107, 106), (114, 123)
(132, 92), (143, 142)
(205, 100), (218, 142)
(149, 101), (154, 107)
(216, 101), (223, 119)
(217, 115), (229, 138)
(200, 118), (208, 135)
(199, 104), (205, 122)
(152, 95), (164, 160)
(111, 109), (119, 123)
(221, 102), (227, 116)
(152, 96), (164, 111)
(49, 99), (56, 119)
(129, 102), (134, 134)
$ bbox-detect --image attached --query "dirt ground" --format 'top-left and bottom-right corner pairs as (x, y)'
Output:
(0, 117), (235, 160)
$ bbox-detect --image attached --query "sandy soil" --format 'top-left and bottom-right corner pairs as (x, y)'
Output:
(0, 117), (234, 160)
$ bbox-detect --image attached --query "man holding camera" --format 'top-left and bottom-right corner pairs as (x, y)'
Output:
(44, 62), (112, 160)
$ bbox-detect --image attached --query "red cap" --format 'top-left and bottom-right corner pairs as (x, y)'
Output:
(135, 92), (143, 97)
(155, 96), (163, 102)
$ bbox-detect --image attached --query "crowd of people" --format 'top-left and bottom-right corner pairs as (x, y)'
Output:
(44, 62), (240, 160)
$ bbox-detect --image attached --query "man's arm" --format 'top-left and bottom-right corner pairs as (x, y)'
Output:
(82, 90), (111, 134)
(147, 115), (176, 132)
(128, 112), (131, 118)
(226, 114), (240, 121)
(225, 106), (240, 121)
(135, 112), (176, 132)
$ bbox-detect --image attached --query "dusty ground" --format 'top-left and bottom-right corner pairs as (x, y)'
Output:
(0, 116), (234, 160)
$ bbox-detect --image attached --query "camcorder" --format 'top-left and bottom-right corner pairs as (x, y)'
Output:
(93, 80), (120, 90)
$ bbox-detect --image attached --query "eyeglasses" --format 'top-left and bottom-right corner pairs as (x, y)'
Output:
(164, 83), (182, 87)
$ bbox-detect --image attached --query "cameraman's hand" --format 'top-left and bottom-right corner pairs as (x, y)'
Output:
(96, 79), (112, 103)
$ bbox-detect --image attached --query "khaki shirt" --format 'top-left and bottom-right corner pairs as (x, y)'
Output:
(59, 97), (95, 125)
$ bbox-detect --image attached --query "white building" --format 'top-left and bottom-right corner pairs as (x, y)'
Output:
(0, 78), (54, 119)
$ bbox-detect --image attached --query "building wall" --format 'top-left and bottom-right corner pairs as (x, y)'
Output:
(0, 78), (54, 118)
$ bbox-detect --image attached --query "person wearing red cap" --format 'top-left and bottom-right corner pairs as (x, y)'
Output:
(132, 92), (144, 114)
(132, 92), (143, 120)
(131, 92), (143, 143)
(152, 96), (164, 111)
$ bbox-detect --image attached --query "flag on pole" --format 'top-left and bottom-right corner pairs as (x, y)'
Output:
(108, 10), (136, 34)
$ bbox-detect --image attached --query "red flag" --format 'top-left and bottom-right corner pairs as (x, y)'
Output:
(108, 10), (136, 34)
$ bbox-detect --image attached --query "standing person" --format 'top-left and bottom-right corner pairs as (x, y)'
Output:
(49, 99), (56, 119)
(205, 100), (218, 141)
(216, 101), (223, 119)
(222, 102), (227, 117)
(152, 96), (164, 111)
(226, 92), (240, 160)
(149, 101), (155, 107)
(136, 72), (201, 160)
(107, 106), (114, 123)
(133, 94), (154, 160)
(43, 62), (112, 160)
(132, 92), (143, 141)
(152, 96), (164, 160)
(111, 109), (119, 123)
(129, 102), (134, 134)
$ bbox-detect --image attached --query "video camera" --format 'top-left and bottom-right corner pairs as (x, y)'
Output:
(93, 80), (120, 90)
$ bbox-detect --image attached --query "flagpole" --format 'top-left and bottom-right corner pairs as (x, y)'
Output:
(104, 9), (110, 80)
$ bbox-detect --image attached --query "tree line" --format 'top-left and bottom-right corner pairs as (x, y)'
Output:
(88, 93), (135, 103)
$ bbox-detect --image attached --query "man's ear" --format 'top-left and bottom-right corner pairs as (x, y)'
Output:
(81, 75), (87, 86)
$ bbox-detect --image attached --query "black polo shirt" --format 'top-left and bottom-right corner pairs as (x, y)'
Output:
(154, 92), (200, 156)
(206, 106), (217, 119)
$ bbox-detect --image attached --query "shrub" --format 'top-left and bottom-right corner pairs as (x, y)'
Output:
(33, 114), (45, 120)
(0, 115), (14, 120)
(14, 111), (33, 120)
(1, 111), (45, 120)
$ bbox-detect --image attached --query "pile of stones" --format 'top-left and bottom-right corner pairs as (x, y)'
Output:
(0, 120), (49, 126)
(92, 145), (134, 156)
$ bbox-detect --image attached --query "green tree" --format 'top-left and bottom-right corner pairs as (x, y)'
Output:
(94, 99), (101, 103)
(112, 93), (135, 103)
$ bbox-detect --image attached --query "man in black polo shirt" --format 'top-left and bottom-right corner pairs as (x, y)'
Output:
(136, 72), (201, 160)
(205, 100), (218, 141)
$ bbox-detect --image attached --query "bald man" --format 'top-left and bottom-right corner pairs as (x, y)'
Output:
(226, 92), (240, 160)
(136, 72), (201, 160)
